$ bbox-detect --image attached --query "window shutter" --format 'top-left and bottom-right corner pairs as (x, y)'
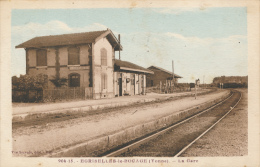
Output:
(37, 49), (47, 66)
(101, 48), (107, 66)
(68, 47), (80, 65)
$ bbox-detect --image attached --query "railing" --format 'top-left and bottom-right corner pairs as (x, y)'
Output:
(146, 86), (191, 94)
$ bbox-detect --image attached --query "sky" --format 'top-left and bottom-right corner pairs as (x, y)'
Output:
(11, 7), (247, 83)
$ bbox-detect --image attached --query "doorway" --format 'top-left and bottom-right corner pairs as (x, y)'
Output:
(118, 78), (122, 96)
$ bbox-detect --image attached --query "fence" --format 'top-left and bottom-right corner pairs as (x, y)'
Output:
(12, 89), (43, 102)
(146, 85), (191, 94)
(12, 87), (93, 102)
(43, 87), (93, 102)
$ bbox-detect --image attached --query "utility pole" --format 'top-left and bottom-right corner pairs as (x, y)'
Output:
(203, 75), (205, 88)
(118, 34), (121, 60)
(195, 84), (197, 99)
(172, 60), (174, 92)
(195, 79), (197, 99)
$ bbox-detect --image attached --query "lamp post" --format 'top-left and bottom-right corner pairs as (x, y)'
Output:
(195, 79), (197, 99)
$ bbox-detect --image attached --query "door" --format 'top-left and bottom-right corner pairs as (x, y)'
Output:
(141, 76), (144, 94)
(135, 74), (139, 95)
(69, 73), (80, 87)
(130, 74), (135, 95)
(138, 74), (142, 94)
(119, 78), (122, 96)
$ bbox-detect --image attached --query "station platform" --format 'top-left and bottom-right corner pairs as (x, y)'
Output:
(13, 89), (210, 121)
(12, 89), (229, 157)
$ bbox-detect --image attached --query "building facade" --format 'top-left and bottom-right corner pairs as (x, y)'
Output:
(16, 29), (152, 99)
(146, 66), (182, 87)
(114, 59), (153, 96)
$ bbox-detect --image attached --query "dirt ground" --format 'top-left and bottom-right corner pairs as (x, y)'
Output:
(12, 89), (228, 157)
(181, 88), (248, 156)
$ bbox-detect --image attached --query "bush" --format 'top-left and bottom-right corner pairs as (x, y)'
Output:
(12, 74), (48, 102)
(49, 76), (68, 87)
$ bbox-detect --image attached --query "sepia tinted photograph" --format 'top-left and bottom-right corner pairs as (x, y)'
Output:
(1, 1), (259, 167)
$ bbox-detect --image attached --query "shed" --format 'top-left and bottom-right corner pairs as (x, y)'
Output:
(114, 59), (153, 96)
(146, 65), (182, 87)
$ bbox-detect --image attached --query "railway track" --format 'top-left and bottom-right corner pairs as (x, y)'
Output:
(101, 90), (242, 157)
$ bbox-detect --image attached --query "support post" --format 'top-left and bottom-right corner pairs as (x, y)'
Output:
(25, 48), (29, 74)
(160, 81), (162, 93)
(166, 80), (167, 93)
(91, 43), (95, 99)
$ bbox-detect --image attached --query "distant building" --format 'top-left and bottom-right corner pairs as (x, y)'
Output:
(213, 76), (248, 84)
(15, 29), (153, 99)
(146, 66), (182, 87)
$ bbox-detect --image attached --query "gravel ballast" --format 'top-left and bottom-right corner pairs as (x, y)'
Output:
(181, 89), (248, 157)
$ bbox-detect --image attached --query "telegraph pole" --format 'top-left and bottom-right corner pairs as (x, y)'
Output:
(195, 79), (197, 99)
(172, 60), (174, 91)
(118, 34), (121, 60)
(203, 75), (205, 88)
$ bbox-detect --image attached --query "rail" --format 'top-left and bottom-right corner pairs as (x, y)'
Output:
(102, 90), (241, 157)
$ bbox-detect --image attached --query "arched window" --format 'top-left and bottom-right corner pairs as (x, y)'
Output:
(68, 46), (80, 65)
(69, 73), (80, 87)
(101, 73), (107, 90)
(36, 49), (47, 66)
(101, 48), (107, 66)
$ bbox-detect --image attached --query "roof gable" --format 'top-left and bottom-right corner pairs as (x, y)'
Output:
(148, 66), (182, 78)
(115, 59), (154, 74)
(15, 29), (122, 51)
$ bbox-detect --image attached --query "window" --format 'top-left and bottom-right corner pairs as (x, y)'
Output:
(68, 46), (80, 65)
(101, 48), (107, 66)
(151, 80), (154, 86)
(101, 73), (107, 90)
(69, 73), (80, 87)
(36, 49), (47, 66)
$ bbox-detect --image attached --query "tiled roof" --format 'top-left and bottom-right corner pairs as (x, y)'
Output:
(15, 29), (122, 50)
(148, 65), (182, 78)
(115, 59), (154, 74)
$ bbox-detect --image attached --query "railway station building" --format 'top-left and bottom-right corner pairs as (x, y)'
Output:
(146, 66), (182, 87)
(114, 59), (154, 96)
(15, 29), (153, 99)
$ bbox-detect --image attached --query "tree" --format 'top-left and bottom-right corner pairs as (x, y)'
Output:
(12, 74), (48, 90)
(12, 74), (48, 102)
(49, 76), (68, 88)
